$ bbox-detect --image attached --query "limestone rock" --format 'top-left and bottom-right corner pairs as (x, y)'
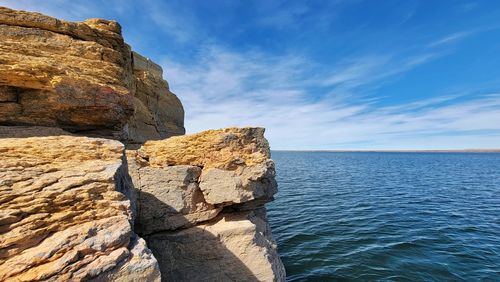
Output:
(0, 7), (185, 143)
(199, 160), (278, 204)
(0, 7), (134, 134)
(138, 128), (276, 205)
(0, 133), (160, 281)
(127, 52), (185, 145)
(146, 210), (286, 282)
(139, 127), (270, 169)
(127, 150), (220, 235)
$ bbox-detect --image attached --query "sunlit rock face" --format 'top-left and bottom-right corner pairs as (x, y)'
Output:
(129, 128), (285, 281)
(126, 52), (185, 145)
(0, 7), (134, 136)
(0, 7), (184, 143)
(147, 210), (286, 282)
(0, 129), (160, 281)
(0, 6), (284, 282)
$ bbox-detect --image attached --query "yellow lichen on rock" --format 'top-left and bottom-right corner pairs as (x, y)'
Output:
(139, 127), (271, 169)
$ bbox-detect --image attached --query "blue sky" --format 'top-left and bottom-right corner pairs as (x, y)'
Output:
(3, 0), (500, 150)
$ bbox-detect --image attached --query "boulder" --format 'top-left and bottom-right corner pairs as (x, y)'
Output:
(0, 132), (160, 281)
(130, 128), (278, 235)
(129, 127), (284, 281)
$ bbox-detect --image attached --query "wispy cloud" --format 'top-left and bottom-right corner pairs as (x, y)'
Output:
(428, 31), (472, 47)
(162, 46), (500, 150)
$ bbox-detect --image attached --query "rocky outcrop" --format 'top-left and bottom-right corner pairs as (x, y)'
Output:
(126, 52), (185, 145)
(0, 130), (160, 281)
(0, 6), (284, 282)
(0, 7), (134, 137)
(0, 7), (184, 143)
(128, 128), (285, 281)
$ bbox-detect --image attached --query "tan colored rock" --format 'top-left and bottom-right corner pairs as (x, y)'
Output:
(146, 209), (286, 282)
(140, 127), (270, 169)
(0, 132), (160, 281)
(130, 127), (284, 280)
(138, 128), (276, 204)
(199, 160), (277, 204)
(127, 150), (220, 235)
(0, 7), (134, 134)
(0, 7), (185, 143)
(89, 235), (161, 282)
(126, 52), (185, 144)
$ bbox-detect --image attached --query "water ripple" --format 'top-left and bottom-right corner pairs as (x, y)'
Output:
(268, 152), (500, 281)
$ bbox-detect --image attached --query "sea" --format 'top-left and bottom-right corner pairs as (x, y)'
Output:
(267, 151), (500, 281)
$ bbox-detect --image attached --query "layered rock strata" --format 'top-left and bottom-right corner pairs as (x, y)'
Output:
(0, 6), (284, 282)
(126, 52), (185, 145)
(0, 7), (184, 143)
(0, 131), (160, 281)
(128, 127), (285, 281)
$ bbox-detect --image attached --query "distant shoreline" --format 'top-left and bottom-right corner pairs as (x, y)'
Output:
(273, 149), (500, 153)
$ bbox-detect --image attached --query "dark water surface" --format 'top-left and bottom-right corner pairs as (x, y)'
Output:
(267, 152), (500, 281)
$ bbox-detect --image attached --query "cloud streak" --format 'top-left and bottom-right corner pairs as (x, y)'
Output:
(162, 46), (500, 150)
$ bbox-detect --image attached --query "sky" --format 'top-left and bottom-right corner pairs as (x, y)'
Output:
(2, 0), (500, 150)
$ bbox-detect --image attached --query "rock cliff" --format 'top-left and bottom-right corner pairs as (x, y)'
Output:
(0, 7), (184, 142)
(0, 6), (284, 281)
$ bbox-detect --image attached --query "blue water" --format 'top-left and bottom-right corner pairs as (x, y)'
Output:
(267, 152), (500, 281)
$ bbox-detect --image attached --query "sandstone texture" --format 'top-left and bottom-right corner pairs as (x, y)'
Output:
(0, 6), (284, 282)
(130, 128), (278, 234)
(126, 52), (185, 145)
(147, 210), (286, 282)
(0, 131), (160, 281)
(127, 150), (220, 234)
(140, 127), (271, 169)
(129, 128), (285, 281)
(0, 7), (134, 135)
(0, 7), (184, 143)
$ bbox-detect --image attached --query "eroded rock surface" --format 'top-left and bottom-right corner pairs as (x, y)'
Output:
(0, 7), (185, 143)
(126, 52), (185, 145)
(140, 127), (270, 169)
(127, 150), (220, 234)
(138, 127), (277, 205)
(0, 7), (134, 135)
(0, 7), (284, 282)
(0, 132), (160, 281)
(147, 210), (285, 282)
(129, 128), (285, 281)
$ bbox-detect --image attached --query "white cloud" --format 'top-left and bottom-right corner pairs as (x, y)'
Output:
(428, 32), (472, 47)
(162, 46), (500, 150)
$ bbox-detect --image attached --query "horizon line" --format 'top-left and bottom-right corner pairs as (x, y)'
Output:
(271, 149), (500, 153)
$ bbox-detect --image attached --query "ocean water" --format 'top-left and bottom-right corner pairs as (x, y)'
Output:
(267, 152), (500, 281)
